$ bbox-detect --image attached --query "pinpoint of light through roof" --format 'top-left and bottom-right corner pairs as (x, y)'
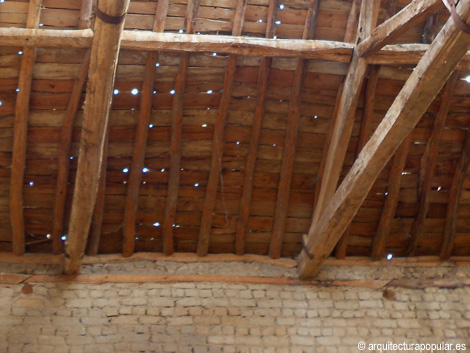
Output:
(131, 88), (139, 95)
(386, 254), (393, 260)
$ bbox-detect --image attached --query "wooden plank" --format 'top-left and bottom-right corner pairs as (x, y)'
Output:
(268, 0), (321, 259)
(357, 0), (443, 57)
(64, 0), (130, 275)
(440, 128), (470, 260)
(9, 0), (42, 256)
(235, 0), (276, 255)
(334, 64), (380, 259)
(51, 50), (90, 254)
(310, 0), (380, 240)
(122, 0), (170, 257)
(370, 134), (412, 260)
(298, 0), (470, 279)
(407, 74), (457, 255)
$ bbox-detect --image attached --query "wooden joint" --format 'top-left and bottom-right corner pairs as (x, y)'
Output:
(95, 8), (127, 25)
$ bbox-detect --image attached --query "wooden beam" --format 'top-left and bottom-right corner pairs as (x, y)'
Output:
(9, 0), (42, 256)
(6, 28), (470, 68)
(440, 125), (470, 259)
(196, 0), (249, 257)
(334, 64), (380, 259)
(310, 0), (380, 238)
(79, 0), (95, 29)
(64, 0), (130, 275)
(235, 0), (276, 255)
(357, 0), (443, 57)
(298, 0), (470, 279)
(370, 134), (412, 260)
(122, 0), (170, 257)
(268, 0), (321, 259)
(51, 0), (95, 255)
(407, 74), (457, 255)
(51, 50), (91, 254)
(343, 0), (361, 43)
(196, 59), (237, 256)
(86, 135), (108, 256)
(161, 53), (189, 256)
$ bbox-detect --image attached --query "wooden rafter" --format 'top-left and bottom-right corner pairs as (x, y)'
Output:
(50, 0), (94, 255)
(407, 74), (457, 255)
(64, 0), (130, 275)
(298, 0), (470, 279)
(122, 0), (170, 257)
(235, 0), (277, 255)
(440, 124), (470, 259)
(268, 0), (321, 259)
(310, 0), (380, 246)
(357, 0), (443, 57)
(370, 134), (412, 260)
(334, 64), (380, 259)
(161, 0), (202, 256)
(9, 0), (42, 256)
(51, 50), (91, 254)
(196, 0), (248, 257)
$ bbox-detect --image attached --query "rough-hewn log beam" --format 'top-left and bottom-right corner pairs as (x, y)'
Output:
(370, 134), (412, 260)
(298, 0), (470, 279)
(357, 0), (443, 57)
(6, 28), (470, 69)
(64, 0), (130, 275)
(310, 0), (379, 240)
(407, 74), (457, 255)
(122, 0), (170, 257)
(440, 123), (470, 259)
(10, 0), (42, 256)
(268, 0), (320, 259)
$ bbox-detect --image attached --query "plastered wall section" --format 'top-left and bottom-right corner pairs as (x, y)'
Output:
(1, 280), (469, 353)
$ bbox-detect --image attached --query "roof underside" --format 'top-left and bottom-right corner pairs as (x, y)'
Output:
(1, 0), (470, 269)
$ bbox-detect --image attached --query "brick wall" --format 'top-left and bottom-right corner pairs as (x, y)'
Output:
(1, 280), (470, 353)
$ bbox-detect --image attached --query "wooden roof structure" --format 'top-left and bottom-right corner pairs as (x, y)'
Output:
(1, 0), (470, 278)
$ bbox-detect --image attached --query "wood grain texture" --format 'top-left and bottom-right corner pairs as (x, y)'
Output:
(407, 74), (457, 255)
(64, 0), (130, 275)
(268, 0), (320, 259)
(9, 0), (42, 256)
(371, 134), (412, 260)
(440, 124), (470, 259)
(299, 0), (470, 278)
(357, 0), (443, 57)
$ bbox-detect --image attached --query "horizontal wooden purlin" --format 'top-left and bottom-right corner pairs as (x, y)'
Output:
(3, 28), (470, 66)
(119, 33), (353, 61)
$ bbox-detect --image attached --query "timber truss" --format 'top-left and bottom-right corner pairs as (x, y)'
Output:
(1, 0), (470, 278)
